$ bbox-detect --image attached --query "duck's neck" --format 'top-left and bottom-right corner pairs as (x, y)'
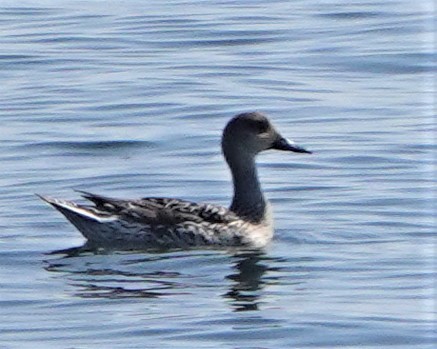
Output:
(226, 152), (266, 222)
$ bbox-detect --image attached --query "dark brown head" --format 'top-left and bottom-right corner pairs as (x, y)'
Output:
(221, 112), (311, 159)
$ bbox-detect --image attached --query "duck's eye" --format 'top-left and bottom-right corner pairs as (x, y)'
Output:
(253, 120), (269, 134)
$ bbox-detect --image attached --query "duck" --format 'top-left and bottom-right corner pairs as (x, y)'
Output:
(39, 112), (311, 250)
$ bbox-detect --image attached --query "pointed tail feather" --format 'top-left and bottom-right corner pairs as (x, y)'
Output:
(37, 194), (119, 242)
(37, 194), (116, 223)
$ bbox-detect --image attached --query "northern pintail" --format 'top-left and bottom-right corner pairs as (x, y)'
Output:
(39, 112), (311, 249)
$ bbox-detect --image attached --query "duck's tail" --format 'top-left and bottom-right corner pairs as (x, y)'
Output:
(37, 194), (118, 242)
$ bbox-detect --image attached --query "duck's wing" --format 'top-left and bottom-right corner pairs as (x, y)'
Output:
(74, 190), (237, 226)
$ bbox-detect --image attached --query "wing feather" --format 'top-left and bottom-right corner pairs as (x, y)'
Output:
(75, 191), (237, 226)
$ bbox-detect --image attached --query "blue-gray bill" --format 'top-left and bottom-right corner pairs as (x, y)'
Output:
(272, 137), (312, 154)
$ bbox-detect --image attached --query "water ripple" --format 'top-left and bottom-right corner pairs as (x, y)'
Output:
(0, 1), (434, 348)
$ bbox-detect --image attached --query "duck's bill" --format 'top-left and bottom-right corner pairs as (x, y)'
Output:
(272, 137), (312, 154)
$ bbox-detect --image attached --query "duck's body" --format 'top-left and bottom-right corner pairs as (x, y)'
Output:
(40, 112), (310, 250)
(40, 193), (274, 249)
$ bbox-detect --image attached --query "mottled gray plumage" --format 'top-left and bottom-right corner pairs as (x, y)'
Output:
(39, 112), (311, 249)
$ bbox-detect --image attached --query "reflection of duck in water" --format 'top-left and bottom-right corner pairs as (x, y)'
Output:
(225, 252), (269, 311)
(45, 247), (270, 309)
(39, 112), (311, 250)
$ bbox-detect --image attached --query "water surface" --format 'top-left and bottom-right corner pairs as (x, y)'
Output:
(0, 1), (435, 348)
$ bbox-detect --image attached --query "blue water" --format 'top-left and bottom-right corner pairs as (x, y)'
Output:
(0, 1), (435, 348)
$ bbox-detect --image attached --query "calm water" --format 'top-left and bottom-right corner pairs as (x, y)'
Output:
(0, 1), (435, 348)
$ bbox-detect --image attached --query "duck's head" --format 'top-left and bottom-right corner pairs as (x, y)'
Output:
(222, 112), (311, 160)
